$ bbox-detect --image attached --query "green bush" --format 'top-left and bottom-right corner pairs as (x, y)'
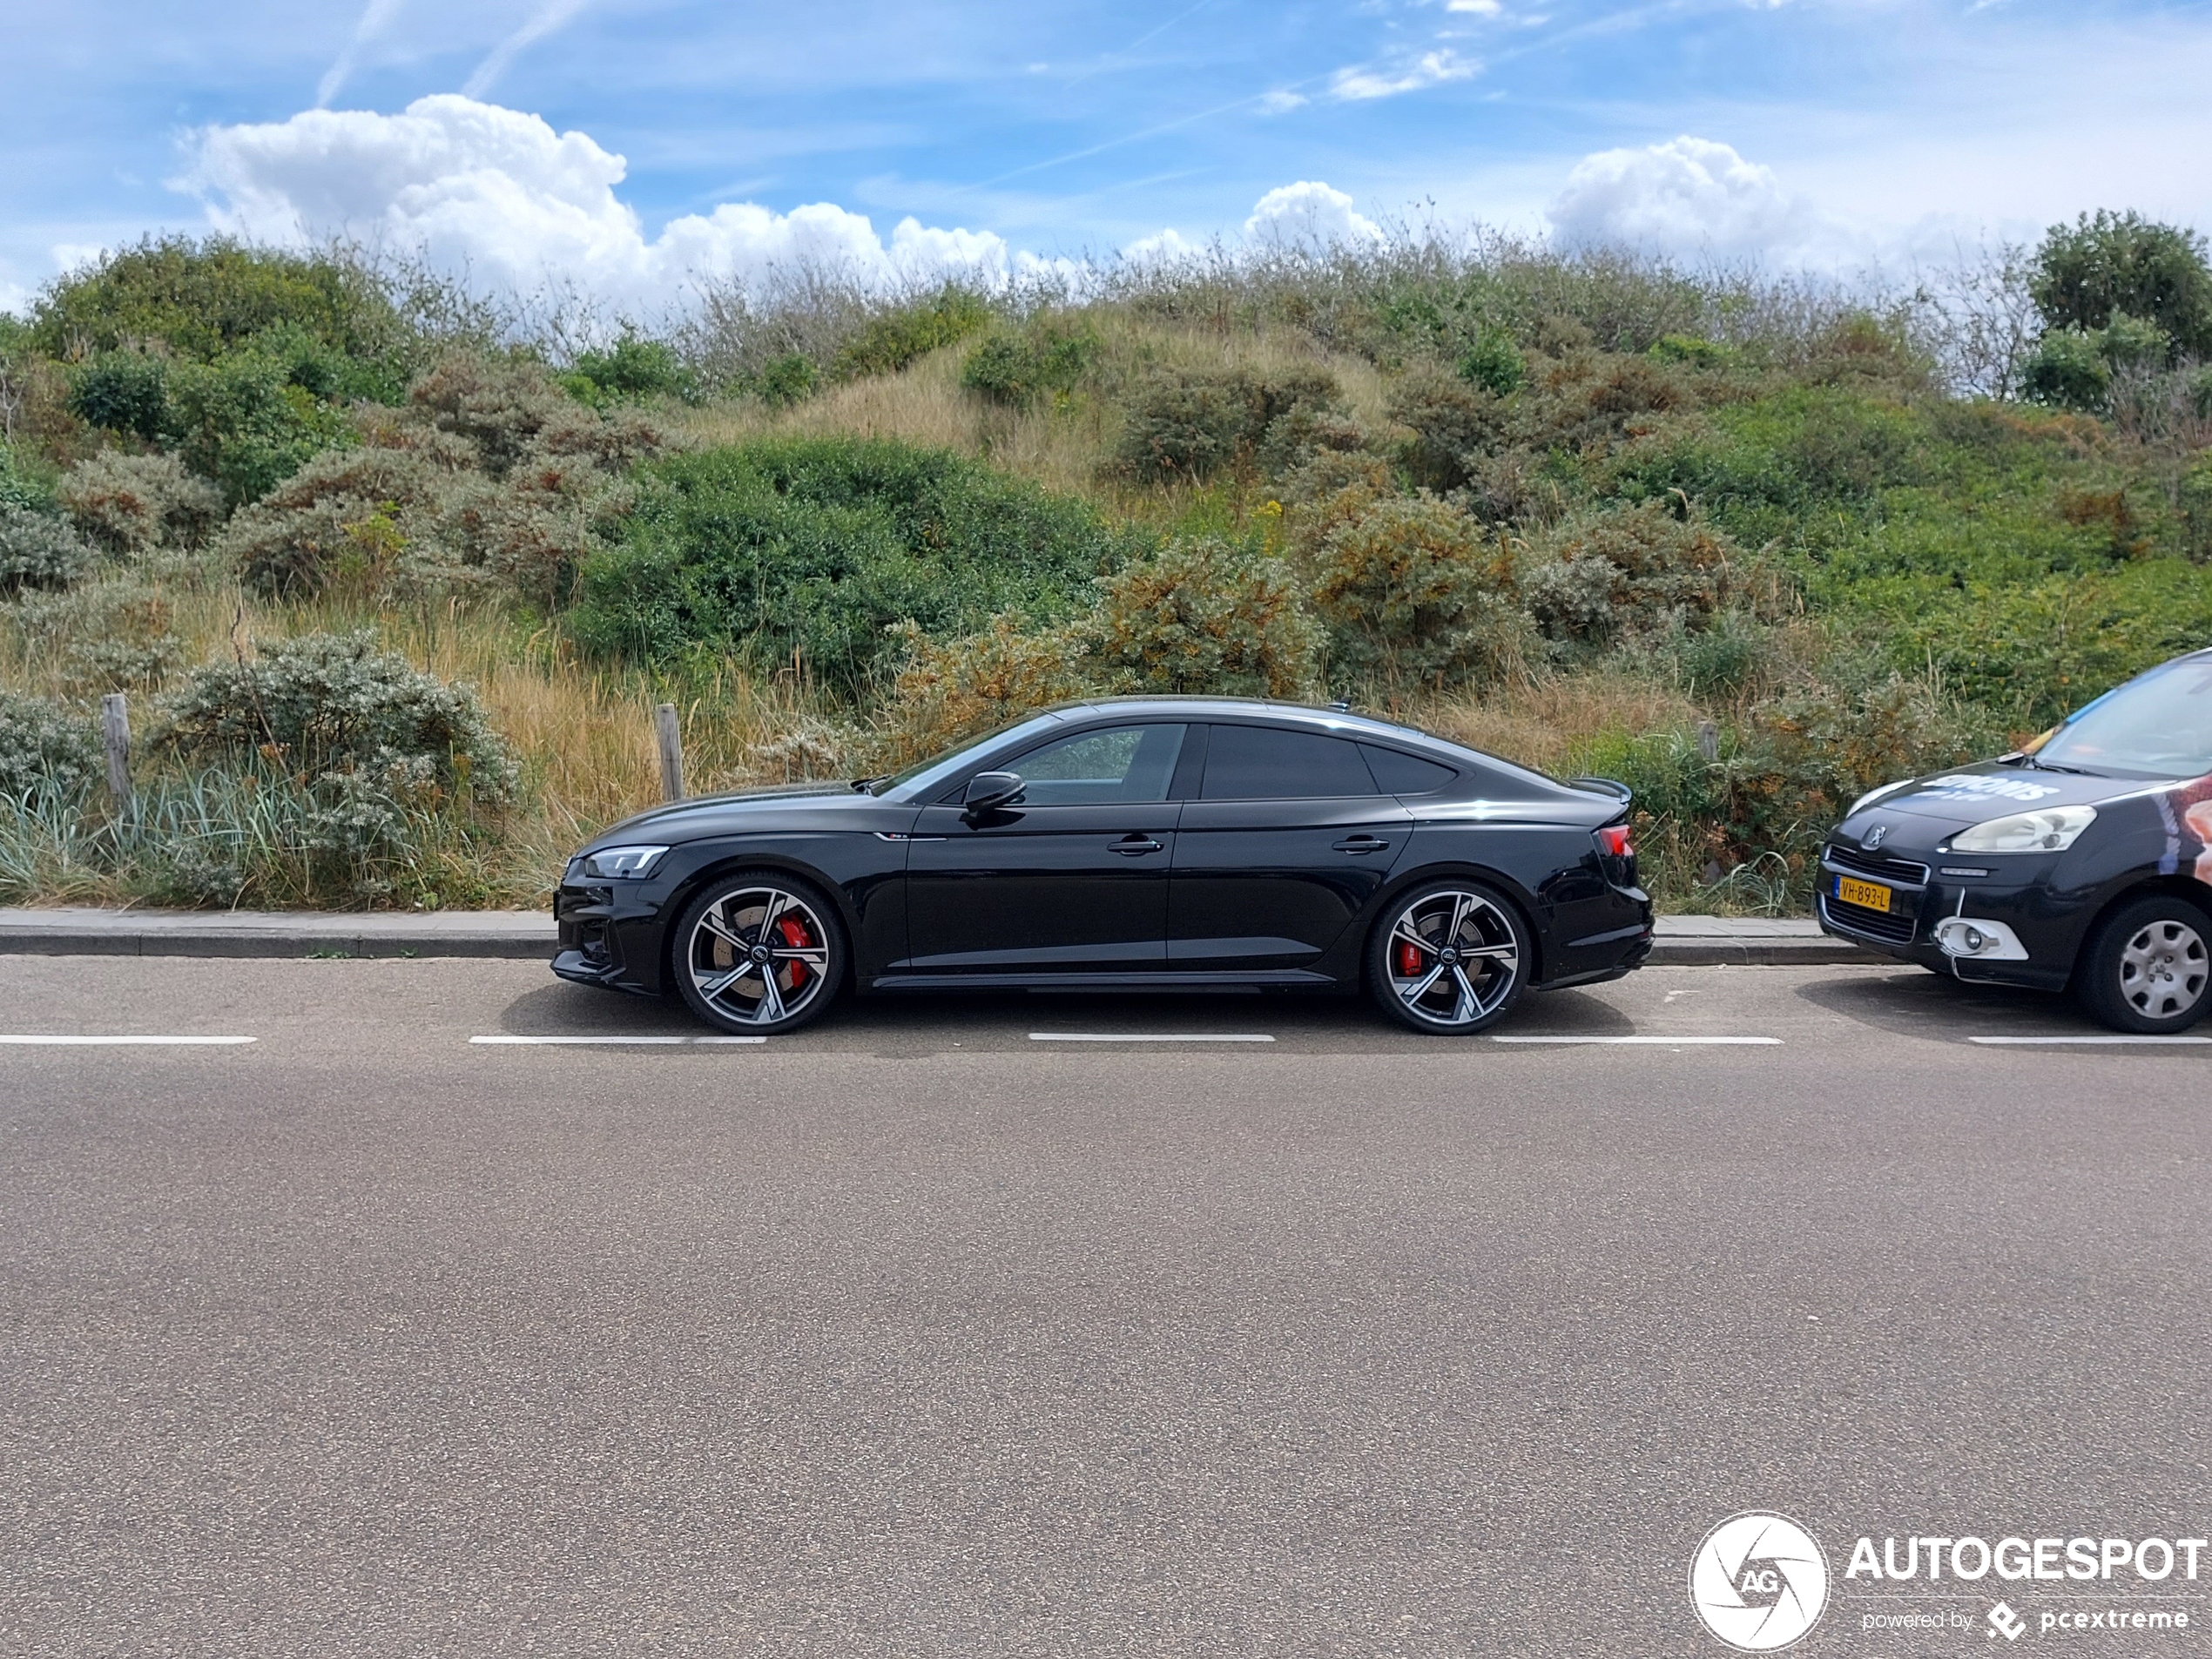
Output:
(830, 286), (993, 381)
(961, 323), (1099, 407)
(0, 504), (95, 593)
(158, 631), (516, 804)
(563, 333), (694, 406)
(571, 438), (1130, 692)
(755, 354), (818, 407)
(59, 450), (223, 559)
(1522, 502), (1742, 646)
(9, 581), (185, 693)
(0, 689), (99, 799)
(1090, 536), (1323, 698)
(167, 349), (351, 507)
(1387, 366), (1507, 494)
(69, 353), (170, 441)
(1301, 491), (1523, 684)
(1455, 325), (1527, 397)
(29, 236), (416, 377)
(1109, 366), (1350, 485)
(2031, 211), (2212, 360)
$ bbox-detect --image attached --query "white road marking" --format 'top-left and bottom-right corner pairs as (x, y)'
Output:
(1491, 1035), (1782, 1045)
(1967, 1035), (2212, 1046)
(1028, 1032), (1276, 1043)
(0, 1035), (257, 1046)
(469, 1034), (769, 1046)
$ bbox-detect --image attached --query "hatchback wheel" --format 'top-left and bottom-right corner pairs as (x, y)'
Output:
(671, 872), (846, 1035)
(2076, 896), (2212, 1034)
(1368, 881), (1529, 1034)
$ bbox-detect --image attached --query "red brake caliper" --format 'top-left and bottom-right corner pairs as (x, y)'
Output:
(1398, 939), (1425, 977)
(776, 915), (812, 988)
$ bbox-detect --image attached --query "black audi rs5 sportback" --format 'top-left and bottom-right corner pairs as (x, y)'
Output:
(1818, 646), (2212, 1034)
(553, 698), (1654, 1035)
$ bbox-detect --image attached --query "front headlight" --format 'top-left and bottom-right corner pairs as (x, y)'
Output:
(1949, 806), (2097, 854)
(580, 844), (671, 879)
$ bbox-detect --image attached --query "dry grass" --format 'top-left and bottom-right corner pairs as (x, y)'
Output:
(1409, 673), (1704, 777)
(1, 576), (844, 907)
(673, 308), (1398, 513)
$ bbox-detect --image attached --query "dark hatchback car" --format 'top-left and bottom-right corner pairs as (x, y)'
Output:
(553, 698), (1653, 1035)
(1819, 647), (2212, 1032)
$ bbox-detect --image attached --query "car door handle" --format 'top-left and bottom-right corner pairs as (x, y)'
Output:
(1333, 835), (1391, 853)
(1109, 836), (1164, 855)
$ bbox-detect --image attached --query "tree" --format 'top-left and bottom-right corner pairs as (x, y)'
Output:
(2030, 211), (2212, 360)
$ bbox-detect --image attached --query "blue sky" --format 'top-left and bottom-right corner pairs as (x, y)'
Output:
(5, 0), (2210, 312)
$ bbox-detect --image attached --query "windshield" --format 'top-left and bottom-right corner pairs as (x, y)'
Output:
(2036, 657), (2212, 779)
(875, 710), (1069, 802)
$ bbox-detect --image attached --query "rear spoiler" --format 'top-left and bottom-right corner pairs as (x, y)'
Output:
(1566, 775), (1633, 806)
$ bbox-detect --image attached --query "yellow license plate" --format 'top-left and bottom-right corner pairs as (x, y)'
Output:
(1836, 875), (1893, 913)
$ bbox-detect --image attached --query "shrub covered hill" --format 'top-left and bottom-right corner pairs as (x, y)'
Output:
(3, 217), (2210, 910)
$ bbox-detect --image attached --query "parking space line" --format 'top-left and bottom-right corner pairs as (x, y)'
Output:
(1028, 1032), (1276, 1043)
(1491, 1035), (1782, 1045)
(1966, 1035), (2212, 1046)
(0, 1035), (257, 1046)
(469, 1034), (769, 1046)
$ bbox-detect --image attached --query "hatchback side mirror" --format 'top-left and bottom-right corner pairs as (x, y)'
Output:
(962, 771), (1025, 815)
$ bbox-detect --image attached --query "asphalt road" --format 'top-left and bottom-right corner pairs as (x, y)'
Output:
(2, 956), (2208, 1658)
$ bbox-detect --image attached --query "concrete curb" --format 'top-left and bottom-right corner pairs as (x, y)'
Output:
(0, 907), (1874, 967)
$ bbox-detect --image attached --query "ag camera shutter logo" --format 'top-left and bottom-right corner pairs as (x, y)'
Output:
(1689, 1512), (1831, 1650)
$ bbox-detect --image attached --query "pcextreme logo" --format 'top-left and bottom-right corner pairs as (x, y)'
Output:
(1689, 1512), (1831, 1651)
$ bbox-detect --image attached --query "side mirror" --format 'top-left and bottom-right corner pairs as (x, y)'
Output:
(962, 771), (1025, 815)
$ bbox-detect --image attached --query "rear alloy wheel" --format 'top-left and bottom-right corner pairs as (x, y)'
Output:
(2077, 896), (2212, 1034)
(1368, 881), (1529, 1035)
(672, 873), (845, 1035)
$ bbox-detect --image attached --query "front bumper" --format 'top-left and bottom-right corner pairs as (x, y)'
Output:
(552, 879), (669, 996)
(1815, 845), (2082, 992)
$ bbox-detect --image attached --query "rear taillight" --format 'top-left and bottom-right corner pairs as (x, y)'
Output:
(1595, 824), (1633, 860)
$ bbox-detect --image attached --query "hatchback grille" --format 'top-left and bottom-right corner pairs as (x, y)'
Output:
(1824, 844), (1931, 887)
(1820, 891), (1918, 945)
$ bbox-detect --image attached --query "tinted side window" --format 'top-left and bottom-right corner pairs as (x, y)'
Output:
(1201, 725), (1379, 799)
(1008, 725), (1186, 805)
(1360, 744), (1458, 794)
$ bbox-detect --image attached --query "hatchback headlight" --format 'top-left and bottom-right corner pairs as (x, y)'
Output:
(580, 844), (671, 879)
(1949, 806), (2096, 854)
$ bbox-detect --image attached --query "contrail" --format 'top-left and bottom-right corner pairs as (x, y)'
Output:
(463, 0), (590, 98)
(317, 0), (406, 108)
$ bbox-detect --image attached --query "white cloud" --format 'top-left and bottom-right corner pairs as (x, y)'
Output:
(1447, 0), (1503, 15)
(1122, 226), (1198, 266)
(1258, 89), (1308, 114)
(1329, 48), (1478, 101)
(1244, 181), (1381, 246)
(1547, 134), (1838, 261)
(180, 96), (1044, 312)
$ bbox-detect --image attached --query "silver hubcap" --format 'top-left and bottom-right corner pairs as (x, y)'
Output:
(1386, 889), (1520, 1028)
(2119, 919), (2209, 1022)
(685, 886), (832, 1026)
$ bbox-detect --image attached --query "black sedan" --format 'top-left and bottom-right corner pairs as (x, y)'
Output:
(1819, 646), (2212, 1033)
(553, 698), (1653, 1035)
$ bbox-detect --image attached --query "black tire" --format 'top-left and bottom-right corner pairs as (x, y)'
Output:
(1366, 879), (1531, 1035)
(670, 869), (847, 1035)
(2074, 894), (2212, 1034)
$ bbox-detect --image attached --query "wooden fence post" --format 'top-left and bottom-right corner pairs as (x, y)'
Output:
(100, 692), (133, 815)
(654, 702), (686, 802)
(1696, 719), (1720, 763)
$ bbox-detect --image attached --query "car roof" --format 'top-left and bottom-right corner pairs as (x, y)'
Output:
(1055, 695), (1446, 745)
(1048, 695), (1572, 792)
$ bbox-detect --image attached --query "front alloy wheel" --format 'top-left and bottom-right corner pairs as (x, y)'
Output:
(673, 874), (844, 1035)
(2078, 896), (2211, 1034)
(1369, 882), (1528, 1034)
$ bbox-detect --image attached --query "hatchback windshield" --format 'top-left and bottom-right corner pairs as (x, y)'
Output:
(876, 711), (1067, 802)
(2037, 657), (2212, 778)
